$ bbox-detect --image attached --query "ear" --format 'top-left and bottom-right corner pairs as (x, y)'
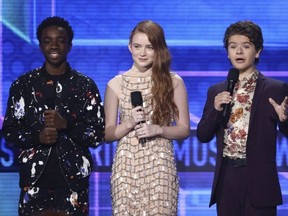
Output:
(67, 43), (72, 53)
(255, 48), (262, 58)
(39, 43), (44, 53)
(128, 44), (132, 53)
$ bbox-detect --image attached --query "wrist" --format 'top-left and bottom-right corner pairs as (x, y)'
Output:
(157, 125), (163, 136)
(127, 118), (134, 129)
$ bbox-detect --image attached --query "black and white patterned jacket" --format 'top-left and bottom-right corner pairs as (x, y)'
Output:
(2, 64), (105, 191)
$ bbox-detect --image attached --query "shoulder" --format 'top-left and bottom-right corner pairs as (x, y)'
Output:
(107, 74), (122, 87)
(106, 74), (122, 96)
(70, 69), (97, 86)
(258, 72), (288, 94)
(171, 72), (185, 87)
(11, 68), (42, 87)
(259, 72), (286, 86)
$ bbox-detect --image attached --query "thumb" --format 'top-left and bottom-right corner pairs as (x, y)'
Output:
(268, 98), (278, 109)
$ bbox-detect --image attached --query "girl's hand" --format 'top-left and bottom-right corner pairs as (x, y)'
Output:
(129, 106), (145, 128)
(134, 123), (163, 138)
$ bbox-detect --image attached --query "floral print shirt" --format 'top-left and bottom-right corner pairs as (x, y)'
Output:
(223, 70), (258, 159)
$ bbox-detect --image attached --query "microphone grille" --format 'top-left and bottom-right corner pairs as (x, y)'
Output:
(131, 91), (143, 107)
(227, 68), (240, 82)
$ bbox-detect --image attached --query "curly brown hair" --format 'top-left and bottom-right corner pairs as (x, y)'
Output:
(223, 20), (263, 65)
(129, 20), (179, 125)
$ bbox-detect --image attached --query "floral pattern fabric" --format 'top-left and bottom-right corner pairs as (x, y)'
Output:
(223, 70), (258, 159)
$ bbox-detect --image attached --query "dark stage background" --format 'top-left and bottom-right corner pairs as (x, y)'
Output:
(1, 1), (288, 215)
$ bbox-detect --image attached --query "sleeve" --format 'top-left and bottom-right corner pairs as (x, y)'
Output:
(196, 85), (223, 143)
(65, 78), (105, 148)
(2, 78), (41, 149)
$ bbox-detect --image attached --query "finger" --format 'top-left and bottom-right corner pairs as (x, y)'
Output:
(283, 96), (288, 105)
(269, 98), (278, 109)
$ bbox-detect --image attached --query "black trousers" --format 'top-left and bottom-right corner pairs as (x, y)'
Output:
(215, 162), (277, 216)
(19, 186), (89, 216)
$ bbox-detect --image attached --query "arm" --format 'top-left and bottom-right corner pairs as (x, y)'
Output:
(104, 78), (138, 142)
(158, 75), (190, 139)
(65, 78), (105, 147)
(196, 85), (224, 143)
(2, 78), (42, 148)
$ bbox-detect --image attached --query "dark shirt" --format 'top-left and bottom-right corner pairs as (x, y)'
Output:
(35, 70), (67, 188)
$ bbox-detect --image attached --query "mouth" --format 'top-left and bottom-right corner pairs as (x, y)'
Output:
(138, 58), (147, 61)
(235, 58), (245, 63)
(49, 52), (60, 58)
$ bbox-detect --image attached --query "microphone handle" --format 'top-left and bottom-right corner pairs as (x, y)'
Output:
(222, 103), (230, 118)
(222, 81), (235, 118)
(139, 138), (146, 147)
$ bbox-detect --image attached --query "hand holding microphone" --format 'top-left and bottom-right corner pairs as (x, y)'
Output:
(40, 80), (67, 145)
(222, 68), (239, 118)
(44, 110), (67, 130)
(215, 68), (239, 118)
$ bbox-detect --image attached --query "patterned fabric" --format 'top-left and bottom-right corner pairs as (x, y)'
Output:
(109, 66), (179, 215)
(19, 186), (89, 215)
(223, 70), (258, 159)
(2, 64), (105, 192)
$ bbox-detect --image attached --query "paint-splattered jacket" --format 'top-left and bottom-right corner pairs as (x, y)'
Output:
(2, 64), (105, 192)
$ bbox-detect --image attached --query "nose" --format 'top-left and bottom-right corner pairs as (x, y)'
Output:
(236, 46), (243, 54)
(140, 47), (146, 56)
(51, 40), (59, 48)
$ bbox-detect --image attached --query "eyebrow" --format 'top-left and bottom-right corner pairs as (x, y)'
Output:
(228, 41), (252, 45)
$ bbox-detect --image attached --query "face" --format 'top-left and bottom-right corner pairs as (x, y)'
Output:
(227, 34), (261, 74)
(39, 26), (71, 71)
(128, 32), (155, 72)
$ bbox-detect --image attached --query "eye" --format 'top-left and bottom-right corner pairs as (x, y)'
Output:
(243, 44), (251, 49)
(229, 45), (236, 49)
(133, 44), (140, 49)
(42, 38), (51, 44)
(57, 38), (66, 44)
(147, 46), (154, 50)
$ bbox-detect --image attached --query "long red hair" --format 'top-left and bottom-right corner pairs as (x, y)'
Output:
(129, 20), (179, 125)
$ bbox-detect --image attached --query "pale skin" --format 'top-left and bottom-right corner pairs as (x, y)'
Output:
(104, 32), (190, 143)
(214, 34), (288, 122)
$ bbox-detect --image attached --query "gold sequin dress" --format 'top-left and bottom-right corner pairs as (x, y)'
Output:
(109, 66), (179, 215)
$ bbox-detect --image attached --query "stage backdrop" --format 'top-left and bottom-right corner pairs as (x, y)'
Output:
(1, 1), (288, 215)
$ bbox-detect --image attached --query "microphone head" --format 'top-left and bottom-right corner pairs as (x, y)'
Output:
(131, 91), (143, 107)
(227, 68), (240, 83)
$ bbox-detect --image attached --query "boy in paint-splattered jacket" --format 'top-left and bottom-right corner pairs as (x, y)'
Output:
(2, 16), (105, 215)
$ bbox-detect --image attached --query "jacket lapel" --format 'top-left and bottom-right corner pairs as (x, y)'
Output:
(248, 72), (266, 132)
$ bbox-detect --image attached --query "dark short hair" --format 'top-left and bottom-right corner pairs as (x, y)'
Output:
(223, 21), (263, 64)
(37, 16), (74, 45)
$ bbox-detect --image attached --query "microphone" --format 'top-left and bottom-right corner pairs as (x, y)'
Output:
(131, 91), (143, 107)
(222, 68), (240, 118)
(130, 91), (146, 146)
(45, 80), (56, 109)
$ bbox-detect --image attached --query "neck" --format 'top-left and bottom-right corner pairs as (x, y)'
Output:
(239, 67), (256, 80)
(45, 62), (67, 75)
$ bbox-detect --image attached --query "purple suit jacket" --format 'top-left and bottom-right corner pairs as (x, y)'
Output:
(197, 72), (288, 208)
